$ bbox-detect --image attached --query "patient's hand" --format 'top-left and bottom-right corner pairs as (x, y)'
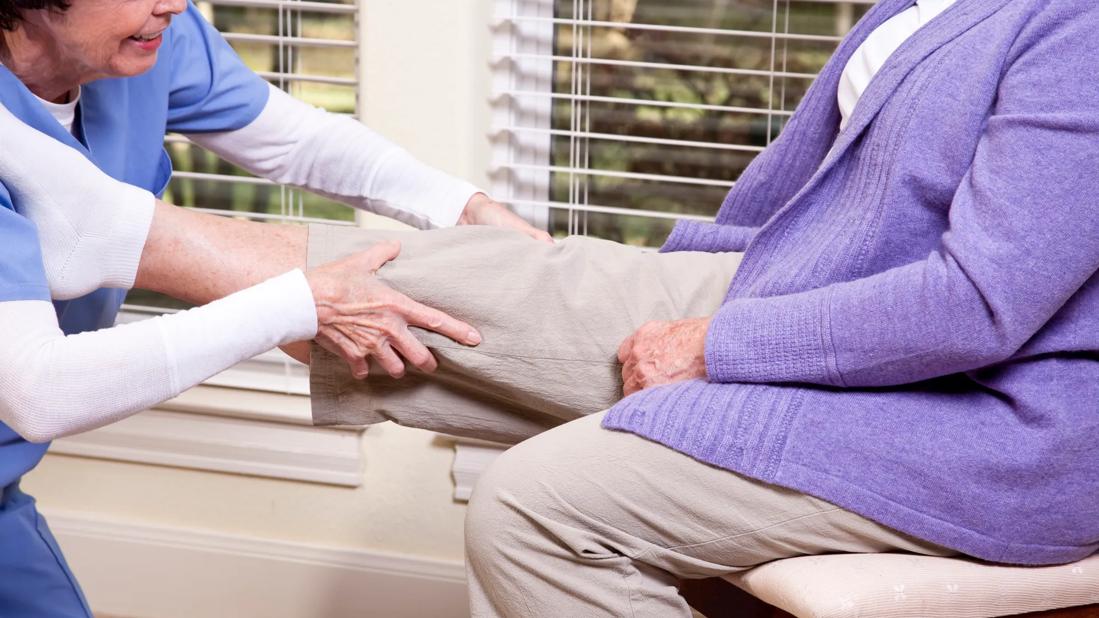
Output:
(617, 318), (710, 396)
(305, 240), (482, 379)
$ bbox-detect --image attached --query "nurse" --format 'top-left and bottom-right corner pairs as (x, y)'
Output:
(0, 0), (545, 614)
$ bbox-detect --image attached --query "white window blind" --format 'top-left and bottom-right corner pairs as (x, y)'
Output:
(123, 0), (363, 395)
(164, 0), (361, 227)
(491, 0), (872, 246)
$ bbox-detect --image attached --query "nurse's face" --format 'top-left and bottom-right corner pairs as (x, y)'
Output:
(32, 0), (187, 80)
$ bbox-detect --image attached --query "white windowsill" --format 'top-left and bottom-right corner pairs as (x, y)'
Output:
(51, 314), (368, 486)
(451, 439), (508, 503)
(50, 406), (365, 487)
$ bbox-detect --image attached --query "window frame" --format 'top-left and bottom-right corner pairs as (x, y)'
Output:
(79, 0), (370, 485)
(489, 0), (874, 244)
(118, 0), (364, 413)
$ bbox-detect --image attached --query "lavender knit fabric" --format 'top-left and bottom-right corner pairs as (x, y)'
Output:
(603, 0), (1098, 566)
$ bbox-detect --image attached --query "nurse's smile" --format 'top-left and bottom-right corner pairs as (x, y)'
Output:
(125, 25), (166, 52)
(0, 0), (185, 103)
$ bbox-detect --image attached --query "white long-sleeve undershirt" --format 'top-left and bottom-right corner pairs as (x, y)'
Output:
(191, 83), (481, 230)
(837, 0), (957, 129)
(0, 270), (317, 443)
(26, 82), (481, 302)
(0, 81), (483, 441)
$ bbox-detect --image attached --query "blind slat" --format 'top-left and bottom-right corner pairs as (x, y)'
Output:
(498, 163), (735, 189)
(503, 199), (715, 223)
(222, 32), (357, 49)
(255, 71), (358, 86)
(499, 90), (795, 117)
(498, 15), (844, 43)
(499, 53), (819, 80)
(204, 0), (357, 15)
(495, 126), (766, 153)
(172, 171), (274, 185)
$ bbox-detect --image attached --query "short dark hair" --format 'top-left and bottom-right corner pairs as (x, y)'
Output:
(0, 0), (70, 31)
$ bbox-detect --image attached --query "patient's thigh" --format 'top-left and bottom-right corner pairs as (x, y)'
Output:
(307, 224), (741, 439)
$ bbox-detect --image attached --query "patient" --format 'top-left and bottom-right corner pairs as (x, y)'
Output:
(309, 1), (1099, 616)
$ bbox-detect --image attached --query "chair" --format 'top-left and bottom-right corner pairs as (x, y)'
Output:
(682, 552), (1099, 618)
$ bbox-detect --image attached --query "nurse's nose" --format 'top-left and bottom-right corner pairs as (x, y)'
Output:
(153, 0), (187, 18)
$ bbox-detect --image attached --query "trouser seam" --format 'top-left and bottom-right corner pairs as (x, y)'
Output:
(425, 344), (618, 365)
(661, 506), (845, 554)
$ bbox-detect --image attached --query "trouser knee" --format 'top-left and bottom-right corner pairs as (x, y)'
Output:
(465, 448), (536, 569)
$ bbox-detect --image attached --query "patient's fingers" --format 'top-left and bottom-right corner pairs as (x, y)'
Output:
(622, 374), (642, 397)
(621, 358), (637, 396)
(617, 333), (635, 364)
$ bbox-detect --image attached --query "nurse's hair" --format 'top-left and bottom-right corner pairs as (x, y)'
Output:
(0, 0), (69, 31)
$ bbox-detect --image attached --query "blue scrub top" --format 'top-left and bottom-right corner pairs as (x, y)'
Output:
(0, 2), (270, 487)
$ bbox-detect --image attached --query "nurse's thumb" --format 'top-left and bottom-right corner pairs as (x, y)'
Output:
(363, 239), (402, 274)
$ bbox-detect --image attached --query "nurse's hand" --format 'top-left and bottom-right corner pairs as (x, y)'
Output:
(458, 193), (554, 244)
(304, 240), (482, 380)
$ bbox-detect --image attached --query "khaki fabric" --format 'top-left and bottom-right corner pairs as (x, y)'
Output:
(305, 224), (957, 616)
(307, 223), (741, 443)
(465, 412), (953, 617)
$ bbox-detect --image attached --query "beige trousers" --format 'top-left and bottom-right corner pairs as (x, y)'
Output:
(307, 223), (743, 443)
(306, 224), (952, 617)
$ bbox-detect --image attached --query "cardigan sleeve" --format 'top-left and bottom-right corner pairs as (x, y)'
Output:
(660, 220), (759, 253)
(706, 7), (1099, 387)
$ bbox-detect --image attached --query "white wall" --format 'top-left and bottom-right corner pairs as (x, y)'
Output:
(22, 1), (497, 615)
(361, 0), (494, 192)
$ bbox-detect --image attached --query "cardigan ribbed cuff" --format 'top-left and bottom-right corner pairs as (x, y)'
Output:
(661, 220), (758, 253)
(705, 290), (840, 385)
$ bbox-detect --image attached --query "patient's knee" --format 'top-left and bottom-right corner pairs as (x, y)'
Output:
(466, 446), (539, 535)
(465, 415), (615, 568)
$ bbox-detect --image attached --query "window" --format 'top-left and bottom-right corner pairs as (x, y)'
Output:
(167, 0), (361, 225)
(123, 0), (363, 394)
(491, 0), (872, 247)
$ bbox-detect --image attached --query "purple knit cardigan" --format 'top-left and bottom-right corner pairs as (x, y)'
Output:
(603, 0), (1099, 566)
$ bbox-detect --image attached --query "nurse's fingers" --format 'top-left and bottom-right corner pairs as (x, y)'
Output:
(388, 328), (439, 374)
(370, 342), (407, 379)
(362, 239), (402, 272)
(319, 328), (370, 380)
(394, 293), (482, 347)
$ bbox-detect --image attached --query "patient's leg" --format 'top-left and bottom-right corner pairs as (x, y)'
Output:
(307, 224), (741, 444)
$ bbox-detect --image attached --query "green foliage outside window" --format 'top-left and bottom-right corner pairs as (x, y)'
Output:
(163, 0), (358, 223)
(546, 0), (867, 246)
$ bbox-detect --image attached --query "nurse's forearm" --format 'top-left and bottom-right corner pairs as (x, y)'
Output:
(0, 273), (317, 443)
(133, 201), (307, 305)
(133, 202), (314, 361)
(132, 201), (481, 369)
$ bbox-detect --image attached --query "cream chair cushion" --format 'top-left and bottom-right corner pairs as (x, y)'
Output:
(725, 552), (1099, 618)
